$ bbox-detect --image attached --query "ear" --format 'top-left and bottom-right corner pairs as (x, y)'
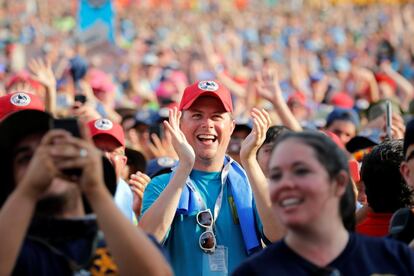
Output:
(400, 161), (410, 184)
(119, 155), (128, 167)
(229, 119), (236, 135)
(333, 170), (349, 197)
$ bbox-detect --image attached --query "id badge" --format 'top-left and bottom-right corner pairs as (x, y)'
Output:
(202, 245), (228, 276)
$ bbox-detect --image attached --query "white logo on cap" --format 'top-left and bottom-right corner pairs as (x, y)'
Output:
(198, 81), (219, 92)
(10, 93), (31, 107)
(94, 118), (113, 130)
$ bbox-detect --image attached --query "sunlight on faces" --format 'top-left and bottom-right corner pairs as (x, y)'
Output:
(180, 96), (235, 169)
(268, 139), (343, 230)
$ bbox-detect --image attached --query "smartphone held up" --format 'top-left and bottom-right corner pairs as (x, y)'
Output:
(50, 117), (83, 177)
(385, 100), (392, 141)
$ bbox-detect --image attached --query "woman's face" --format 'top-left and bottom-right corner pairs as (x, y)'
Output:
(268, 139), (342, 230)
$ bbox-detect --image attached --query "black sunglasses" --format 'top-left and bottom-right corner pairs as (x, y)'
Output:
(197, 209), (216, 253)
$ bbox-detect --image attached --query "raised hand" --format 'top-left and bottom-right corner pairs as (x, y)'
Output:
(163, 107), (195, 167)
(71, 104), (102, 123)
(240, 108), (272, 163)
(148, 127), (178, 160)
(255, 67), (283, 104)
(128, 171), (151, 217)
(28, 58), (56, 91)
(256, 66), (303, 131)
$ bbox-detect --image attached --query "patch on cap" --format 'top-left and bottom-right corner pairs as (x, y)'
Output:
(10, 93), (31, 107)
(198, 80), (219, 92)
(94, 118), (113, 130)
(157, 156), (175, 167)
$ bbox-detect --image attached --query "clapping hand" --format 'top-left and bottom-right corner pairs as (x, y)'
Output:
(128, 171), (151, 217)
(240, 108), (272, 163)
(163, 107), (195, 167)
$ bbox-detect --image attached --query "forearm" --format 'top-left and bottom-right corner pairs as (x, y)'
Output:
(0, 189), (37, 275)
(385, 70), (414, 108)
(139, 165), (192, 242)
(272, 96), (302, 131)
(87, 186), (172, 276)
(44, 86), (57, 116)
(366, 77), (380, 103)
(216, 71), (246, 98)
(241, 158), (285, 242)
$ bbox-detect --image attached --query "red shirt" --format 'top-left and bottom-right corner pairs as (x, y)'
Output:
(356, 211), (393, 237)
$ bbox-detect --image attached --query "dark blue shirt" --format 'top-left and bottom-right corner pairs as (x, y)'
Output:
(233, 233), (414, 276)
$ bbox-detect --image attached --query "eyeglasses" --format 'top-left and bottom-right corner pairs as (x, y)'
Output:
(197, 209), (216, 253)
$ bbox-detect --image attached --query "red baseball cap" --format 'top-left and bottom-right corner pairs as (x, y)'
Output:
(88, 118), (125, 147)
(287, 91), (307, 107)
(179, 80), (233, 112)
(330, 92), (354, 109)
(0, 92), (45, 120)
(321, 129), (345, 149)
(375, 73), (397, 91)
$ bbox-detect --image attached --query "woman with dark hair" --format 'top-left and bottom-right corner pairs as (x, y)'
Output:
(234, 131), (414, 275)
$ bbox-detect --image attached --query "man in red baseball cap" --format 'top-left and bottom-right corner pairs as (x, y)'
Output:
(87, 118), (135, 221)
(140, 80), (282, 275)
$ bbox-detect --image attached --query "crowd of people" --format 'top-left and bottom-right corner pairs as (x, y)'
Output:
(1, 0), (414, 275)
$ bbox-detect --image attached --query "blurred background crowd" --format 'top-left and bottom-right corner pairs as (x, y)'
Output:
(0, 0), (413, 167)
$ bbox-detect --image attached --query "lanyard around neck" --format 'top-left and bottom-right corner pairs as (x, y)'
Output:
(185, 160), (232, 225)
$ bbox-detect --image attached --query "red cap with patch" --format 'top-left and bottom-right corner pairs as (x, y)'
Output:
(179, 80), (233, 112)
(87, 118), (125, 147)
(0, 92), (45, 120)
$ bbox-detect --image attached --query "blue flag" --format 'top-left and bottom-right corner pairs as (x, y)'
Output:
(78, 0), (115, 43)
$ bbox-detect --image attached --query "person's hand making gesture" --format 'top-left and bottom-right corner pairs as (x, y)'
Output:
(256, 67), (302, 131)
(28, 58), (56, 92)
(28, 58), (57, 116)
(128, 171), (151, 217)
(240, 108), (272, 164)
(239, 108), (285, 242)
(148, 128), (178, 160)
(163, 107), (195, 167)
(256, 67), (283, 104)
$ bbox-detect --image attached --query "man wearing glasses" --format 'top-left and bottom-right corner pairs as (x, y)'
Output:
(140, 80), (282, 275)
(87, 118), (135, 222)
